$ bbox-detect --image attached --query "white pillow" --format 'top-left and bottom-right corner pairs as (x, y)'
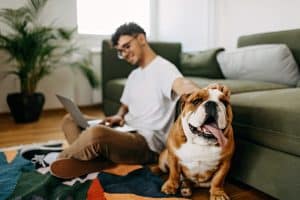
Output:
(217, 44), (300, 86)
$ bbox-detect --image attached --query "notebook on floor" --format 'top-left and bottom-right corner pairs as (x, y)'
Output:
(56, 94), (136, 132)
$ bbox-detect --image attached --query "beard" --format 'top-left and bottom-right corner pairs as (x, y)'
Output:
(126, 53), (140, 66)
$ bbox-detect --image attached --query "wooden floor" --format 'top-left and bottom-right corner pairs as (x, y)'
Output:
(0, 106), (276, 200)
(0, 105), (104, 148)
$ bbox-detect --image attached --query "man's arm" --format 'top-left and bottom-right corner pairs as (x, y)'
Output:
(103, 104), (129, 126)
(115, 103), (129, 118)
(172, 77), (200, 96)
(172, 77), (230, 97)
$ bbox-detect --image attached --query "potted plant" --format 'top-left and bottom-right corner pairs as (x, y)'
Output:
(0, 0), (99, 123)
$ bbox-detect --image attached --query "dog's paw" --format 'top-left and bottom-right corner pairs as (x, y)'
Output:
(180, 187), (192, 197)
(210, 190), (230, 200)
(161, 180), (179, 195)
(180, 180), (192, 197)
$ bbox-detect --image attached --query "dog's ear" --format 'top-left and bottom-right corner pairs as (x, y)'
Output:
(180, 93), (191, 111)
(221, 85), (231, 99)
(175, 93), (191, 117)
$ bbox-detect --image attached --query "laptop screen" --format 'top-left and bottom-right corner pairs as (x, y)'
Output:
(56, 94), (89, 129)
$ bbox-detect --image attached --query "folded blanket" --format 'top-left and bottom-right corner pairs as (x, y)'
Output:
(8, 171), (92, 200)
(99, 167), (179, 198)
(2, 151), (187, 200)
(0, 152), (34, 200)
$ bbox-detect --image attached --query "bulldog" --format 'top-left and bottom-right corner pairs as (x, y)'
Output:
(159, 86), (234, 200)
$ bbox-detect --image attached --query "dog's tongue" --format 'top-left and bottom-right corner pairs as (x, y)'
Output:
(202, 123), (227, 148)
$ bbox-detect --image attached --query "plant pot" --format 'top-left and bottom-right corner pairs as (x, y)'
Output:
(7, 92), (45, 123)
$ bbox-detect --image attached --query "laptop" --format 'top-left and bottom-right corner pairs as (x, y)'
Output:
(56, 94), (136, 132)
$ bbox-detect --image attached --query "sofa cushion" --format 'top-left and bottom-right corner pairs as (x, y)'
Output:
(105, 77), (290, 102)
(237, 28), (300, 70)
(217, 44), (300, 86)
(231, 88), (300, 156)
(181, 48), (225, 78)
(187, 77), (289, 94)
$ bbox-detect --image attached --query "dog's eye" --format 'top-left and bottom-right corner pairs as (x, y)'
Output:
(192, 98), (202, 105)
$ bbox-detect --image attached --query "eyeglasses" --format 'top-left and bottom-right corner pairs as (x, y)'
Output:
(116, 36), (137, 59)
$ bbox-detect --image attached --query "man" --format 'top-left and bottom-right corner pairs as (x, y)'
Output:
(48, 22), (203, 179)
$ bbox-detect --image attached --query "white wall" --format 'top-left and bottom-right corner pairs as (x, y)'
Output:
(2, 0), (300, 113)
(0, 0), (207, 113)
(215, 0), (300, 49)
(157, 0), (215, 51)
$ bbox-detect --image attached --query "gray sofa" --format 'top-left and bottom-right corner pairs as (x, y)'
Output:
(101, 29), (300, 200)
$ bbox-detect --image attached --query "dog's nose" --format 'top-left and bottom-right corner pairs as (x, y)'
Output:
(205, 101), (217, 119)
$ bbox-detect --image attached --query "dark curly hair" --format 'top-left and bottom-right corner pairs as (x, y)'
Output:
(111, 22), (146, 46)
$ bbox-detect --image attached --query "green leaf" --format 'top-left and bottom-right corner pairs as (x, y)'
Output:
(71, 59), (100, 88)
(0, 0), (99, 94)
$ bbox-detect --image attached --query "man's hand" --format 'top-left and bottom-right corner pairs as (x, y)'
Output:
(172, 77), (200, 96)
(206, 83), (231, 97)
(101, 115), (125, 127)
(100, 103), (128, 127)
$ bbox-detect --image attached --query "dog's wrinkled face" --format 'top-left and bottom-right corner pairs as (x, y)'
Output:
(180, 88), (232, 147)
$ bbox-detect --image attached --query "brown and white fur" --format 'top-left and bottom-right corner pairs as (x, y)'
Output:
(159, 86), (234, 200)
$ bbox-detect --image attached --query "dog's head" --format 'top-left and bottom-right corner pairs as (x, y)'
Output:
(179, 87), (233, 147)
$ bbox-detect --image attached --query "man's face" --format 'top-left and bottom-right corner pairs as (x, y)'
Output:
(115, 35), (142, 65)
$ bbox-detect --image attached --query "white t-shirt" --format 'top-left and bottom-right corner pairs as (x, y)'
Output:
(120, 56), (183, 153)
